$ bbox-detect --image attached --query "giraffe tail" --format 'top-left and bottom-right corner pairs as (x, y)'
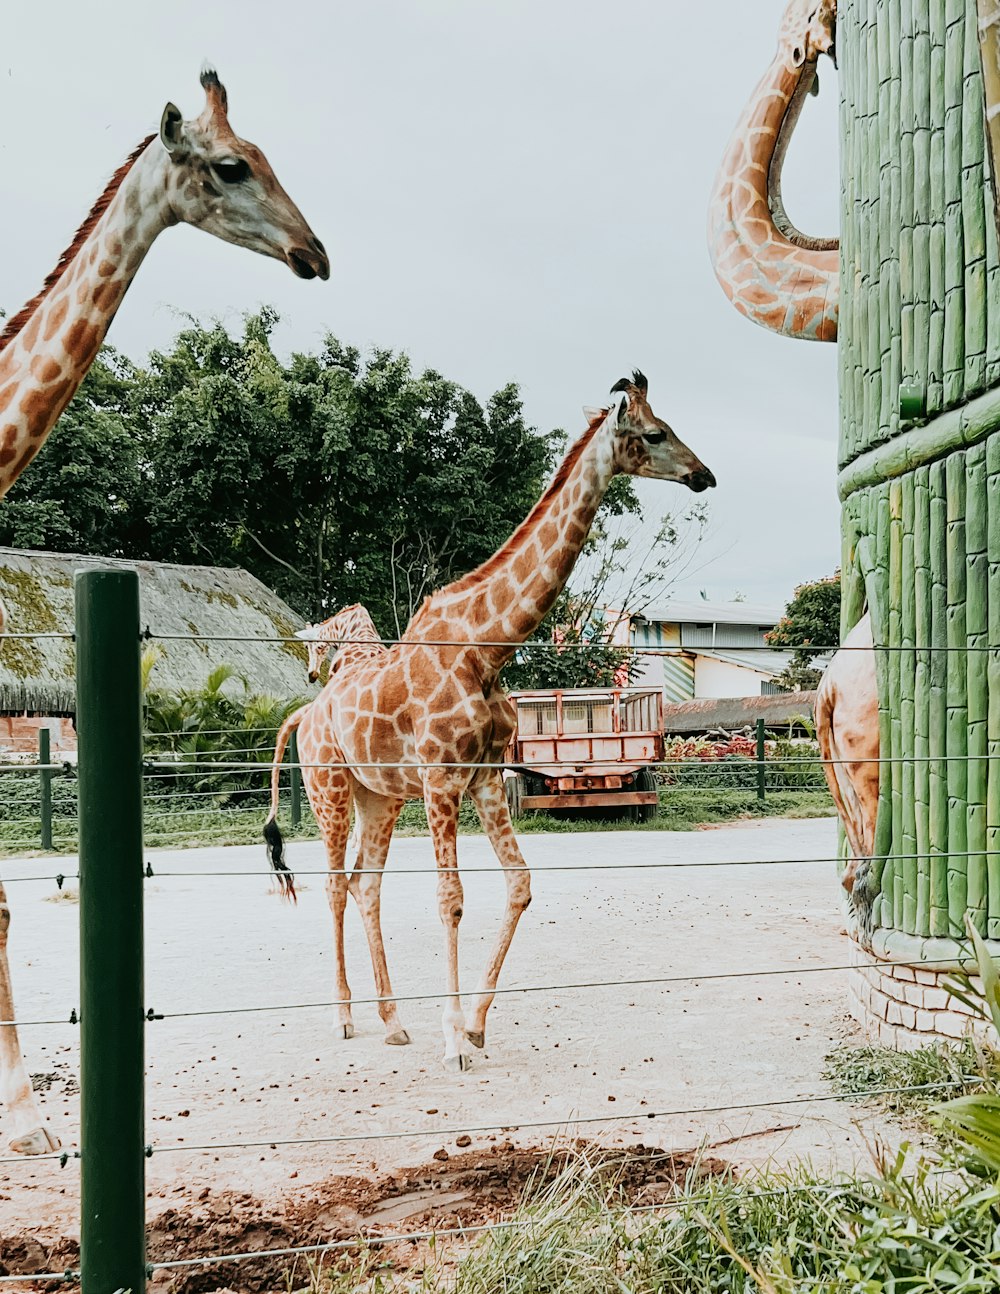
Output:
(263, 703), (311, 904)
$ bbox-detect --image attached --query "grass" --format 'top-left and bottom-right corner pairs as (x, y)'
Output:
(0, 788), (833, 856)
(823, 1039), (1000, 1120)
(306, 1150), (1000, 1293)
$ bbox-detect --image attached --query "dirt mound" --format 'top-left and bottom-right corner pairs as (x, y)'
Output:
(9, 1141), (727, 1293)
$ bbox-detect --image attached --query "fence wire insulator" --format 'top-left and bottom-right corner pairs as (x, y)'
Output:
(145, 1008), (163, 1022)
(55, 873), (64, 890)
(144, 862), (154, 878)
(69, 1008), (78, 1025)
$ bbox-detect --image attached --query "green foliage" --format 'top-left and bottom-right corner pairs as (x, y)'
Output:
(943, 912), (1000, 1038)
(0, 350), (141, 554)
(767, 571), (842, 690)
(504, 504), (711, 691)
(933, 912), (1000, 1176)
(660, 738), (827, 791)
(0, 312), (556, 633)
(321, 1151), (1000, 1294)
(143, 658), (308, 797)
(824, 1039), (996, 1117)
(0, 312), (715, 675)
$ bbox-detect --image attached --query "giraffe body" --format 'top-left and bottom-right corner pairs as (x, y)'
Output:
(0, 67), (328, 1156)
(265, 374), (715, 1070)
(815, 613), (879, 907)
(708, 0), (839, 341)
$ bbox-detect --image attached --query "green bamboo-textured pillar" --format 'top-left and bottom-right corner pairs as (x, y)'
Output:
(75, 570), (146, 1294)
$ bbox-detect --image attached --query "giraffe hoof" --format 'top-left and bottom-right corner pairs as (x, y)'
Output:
(385, 1029), (411, 1046)
(444, 1054), (473, 1074)
(9, 1125), (60, 1156)
(465, 1030), (485, 1049)
(336, 1023), (355, 1041)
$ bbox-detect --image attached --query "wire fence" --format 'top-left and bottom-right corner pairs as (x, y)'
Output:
(1, 611), (995, 1290)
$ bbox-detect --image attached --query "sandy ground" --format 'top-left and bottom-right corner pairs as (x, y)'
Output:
(4, 814), (887, 1271)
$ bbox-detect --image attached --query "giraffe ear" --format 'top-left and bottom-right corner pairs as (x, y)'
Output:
(159, 102), (188, 156)
(294, 626), (319, 642)
(582, 405), (609, 425)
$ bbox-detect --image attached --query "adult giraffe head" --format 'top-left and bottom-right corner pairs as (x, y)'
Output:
(599, 371), (716, 492)
(0, 66), (329, 498)
(779, 0), (837, 68)
(159, 67), (329, 280)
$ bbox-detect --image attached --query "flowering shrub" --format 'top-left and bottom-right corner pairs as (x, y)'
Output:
(660, 734), (825, 789)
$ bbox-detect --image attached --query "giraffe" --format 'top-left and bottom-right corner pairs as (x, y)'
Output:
(264, 372), (715, 1072)
(815, 612), (879, 916)
(298, 612), (361, 685)
(0, 66), (328, 1157)
(707, 0), (839, 342)
(708, 2), (882, 919)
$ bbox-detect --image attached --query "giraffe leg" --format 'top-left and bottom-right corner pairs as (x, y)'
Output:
(346, 784), (409, 1046)
(0, 884), (59, 1154)
(310, 770), (356, 1040)
(465, 775), (532, 1049)
(424, 777), (471, 1072)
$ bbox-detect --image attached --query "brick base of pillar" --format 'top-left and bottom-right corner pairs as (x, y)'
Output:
(847, 938), (988, 1050)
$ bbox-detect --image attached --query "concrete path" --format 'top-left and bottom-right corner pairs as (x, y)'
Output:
(4, 814), (886, 1239)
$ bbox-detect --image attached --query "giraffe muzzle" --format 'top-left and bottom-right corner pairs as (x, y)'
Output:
(683, 467), (717, 493)
(286, 237), (330, 281)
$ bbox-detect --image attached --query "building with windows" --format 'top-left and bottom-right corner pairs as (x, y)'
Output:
(627, 600), (803, 701)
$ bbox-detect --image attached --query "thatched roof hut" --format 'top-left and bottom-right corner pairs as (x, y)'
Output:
(0, 547), (311, 717)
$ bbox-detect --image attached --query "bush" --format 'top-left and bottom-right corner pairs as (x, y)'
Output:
(659, 735), (826, 791)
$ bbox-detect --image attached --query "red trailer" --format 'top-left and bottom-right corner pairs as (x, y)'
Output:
(504, 687), (664, 821)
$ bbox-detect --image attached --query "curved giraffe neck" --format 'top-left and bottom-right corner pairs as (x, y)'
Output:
(406, 414), (615, 676)
(0, 137), (170, 497)
(708, 43), (838, 342)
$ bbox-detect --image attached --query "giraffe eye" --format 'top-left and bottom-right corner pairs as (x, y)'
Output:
(643, 430), (667, 445)
(212, 158), (251, 185)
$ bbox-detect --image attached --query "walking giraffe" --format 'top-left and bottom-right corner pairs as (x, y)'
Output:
(265, 373), (715, 1072)
(0, 67), (328, 1155)
(707, 0), (839, 342)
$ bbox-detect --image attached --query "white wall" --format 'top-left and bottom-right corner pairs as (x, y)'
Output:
(693, 656), (767, 699)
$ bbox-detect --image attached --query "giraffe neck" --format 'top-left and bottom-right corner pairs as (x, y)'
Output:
(0, 139), (172, 497)
(707, 43), (839, 342)
(407, 417), (615, 677)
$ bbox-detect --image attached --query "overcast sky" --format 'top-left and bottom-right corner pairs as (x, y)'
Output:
(2, 0), (841, 610)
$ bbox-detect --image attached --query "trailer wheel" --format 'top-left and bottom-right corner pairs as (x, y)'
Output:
(634, 768), (658, 823)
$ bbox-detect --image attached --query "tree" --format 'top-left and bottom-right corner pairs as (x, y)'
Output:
(503, 502), (711, 690)
(0, 349), (141, 554)
(0, 310), (556, 632)
(0, 308), (714, 677)
(766, 571), (841, 690)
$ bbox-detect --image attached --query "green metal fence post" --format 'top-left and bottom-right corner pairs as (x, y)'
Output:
(75, 570), (146, 1294)
(756, 718), (767, 804)
(289, 727), (302, 830)
(38, 727), (52, 851)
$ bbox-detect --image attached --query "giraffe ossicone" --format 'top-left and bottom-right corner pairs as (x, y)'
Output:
(264, 374), (714, 1073)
